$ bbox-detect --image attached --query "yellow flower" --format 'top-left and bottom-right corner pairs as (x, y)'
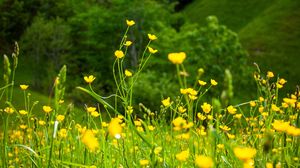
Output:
(271, 104), (280, 112)
(278, 78), (287, 85)
(249, 101), (256, 107)
(176, 150), (189, 162)
(219, 125), (231, 131)
(227, 105), (237, 114)
(58, 129), (67, 138)
(234, 114), (242, 119)
(195, 155), (213, 168)
(154, 146), (162, 155)
(84, 75), (96, 84)
(139, 159), (149, 166)
(56, 115), (65, 122)
(125, 69), (133, 77)
(210, 79), (218, 86)
(168, 52), (186, 64)
(86, 107), (97, 113)
(267, 71), (274, 78)
(201, 102), (212, 113)
(126, 19), (135, 26)
(197, 113), (206, 120)
(227, 133), (235, 139)
(148, 46), (158, 54)
(39, 120), (46, 126)
(43, 106), (52, 114)
(162, 97), (171, 107)
(234, 147), (256, 162)
(114, 50), (125, 59)
(91, 111), (100, 117)
(198, 80), (207, 86)
(4, 107), (14, 114)
(108, 118), (123, 139)
(19, 110), (28, 115)
(148, 125), (155, 131)
(148, 33), (157, 41)
(178, 106), (187, 113)
(217, 144), (224, 150)
(124, 40), (132, 46)
(81, 130), (99, 152)
(266, 163), (273, 168)
(20, 85), (29, 90)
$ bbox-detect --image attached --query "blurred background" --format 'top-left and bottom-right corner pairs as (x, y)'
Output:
(0, 0), (299, 110)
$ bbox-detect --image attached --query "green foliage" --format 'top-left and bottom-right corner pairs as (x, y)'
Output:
(20, 16), (71, 90)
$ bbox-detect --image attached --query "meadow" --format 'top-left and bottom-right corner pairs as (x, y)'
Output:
(1, 20), (300, 168)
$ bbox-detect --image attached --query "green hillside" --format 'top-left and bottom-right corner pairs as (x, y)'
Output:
(183, 0), (300, 92)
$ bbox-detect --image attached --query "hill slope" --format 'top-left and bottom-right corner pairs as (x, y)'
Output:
(183, 0), (300, 92)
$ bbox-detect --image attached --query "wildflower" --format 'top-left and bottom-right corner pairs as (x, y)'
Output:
(227, 133), (235, 139)
(217, 144), (224, 150)
(259, 97), (264, 102)
(219, 125), (231, 131)
(276, 83), (283, 89)
(108, 118), (123, 139)
(234, 114), (242, 119)
(38, 120), (46, 126)
(91, 111), (100, 117)
(126, 106), (133, 115)
(210, 79), (218, 86)
(249, 101), (256, 107)
(278, 78), (287, 85)
(148, 125), (155, 131)
(227, 105), (237, 114)
(148, 33), (157, 41)
(266, 163), (273, 168)
(161, 97), (171, 107)
(172, 117), (187, 131)
(84, 75), (96, 84)
(86, 107), (97, 113)
(43, 106), (52, 114)
(234, 147), (256, 162)
(125, 69), (133, 77)
(114, 50), (124, 59)
(19, 110), (28, 115)
(20, 85), (29, 90)
(126, 20), (135, 26)
(176, 150), (189, 162)
(56, 115), (65, 122)
(20, 124), (27, 129)
(148, 46), (158, 54)
(154, 146), (162, 155)
(59, 99), (64, 104)
(140, 159), (149, 166)
(124, 40), (132, 46)
(267, 71), (274, 78)
(178, 106), (187, 113)
(195, 155), (213, 168)
(197, 113), (206, 120)
(198, 80), (207, 86)
(4, 107), (14, 114)
(201, 102), (212, 113)
(198, 68), (204, 75)
(168, 52), (186, 64)
(81, 130), (99, 152)
(58, 129), (67, 138)
(271, 104), (280, 112)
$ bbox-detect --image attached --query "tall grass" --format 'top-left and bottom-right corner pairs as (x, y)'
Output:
(0, 20), (299, 168)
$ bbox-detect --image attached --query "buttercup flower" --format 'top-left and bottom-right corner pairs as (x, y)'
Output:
(126, 19), (135, 26)
(227, 105), (237, 114)
(168, 52), (186, 64)
(162, 97), (171, 107)
(201, 102), (212, 113)
(124, 40), (132, 46)
(195, 155), (213, 168)
(176, 150), (189, 162)
(125, 69), (133, 77)
(81, 130), (99, 152)
(148, 46), (158, 54)
(210, 79), (218, 86)
(20, 85), (29, 90)
(114, 50), (124, 59)
(43, 106), (52, 114)
(234, 147), (256, 162)
(267, 71), (274, 78)
(84, 75), (96, 84)
(148, 33), (157, 41)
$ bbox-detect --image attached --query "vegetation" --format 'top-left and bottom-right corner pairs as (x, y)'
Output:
(1, 20), (300, 168)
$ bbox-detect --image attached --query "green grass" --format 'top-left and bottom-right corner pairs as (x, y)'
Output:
(182, 0), (300, 92)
